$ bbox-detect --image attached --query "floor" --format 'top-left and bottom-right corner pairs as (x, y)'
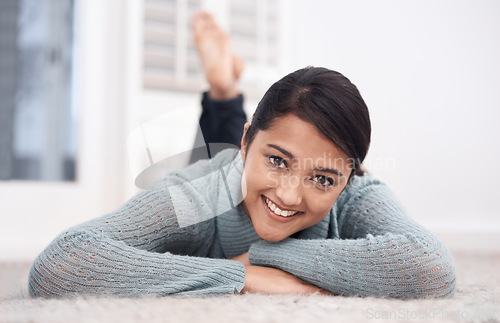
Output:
(1, 241), (499, 323)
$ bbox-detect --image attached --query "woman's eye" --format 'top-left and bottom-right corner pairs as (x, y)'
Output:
(268, 155), (287, 169)
(312, 175), (335, 188)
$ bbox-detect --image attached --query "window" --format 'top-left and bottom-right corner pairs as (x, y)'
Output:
(142, 0), (288, 98)
(0, 0), (76, 181)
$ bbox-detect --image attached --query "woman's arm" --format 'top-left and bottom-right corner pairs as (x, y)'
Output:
(230, 252), (332, 295)
(28, 153), (246, 298)
(247, 175), (457, 299)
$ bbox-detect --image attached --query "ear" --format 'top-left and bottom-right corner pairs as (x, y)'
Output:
(240, 122), (251, 162)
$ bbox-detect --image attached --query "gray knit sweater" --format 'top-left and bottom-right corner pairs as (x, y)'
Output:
(28, 149), (456, 298)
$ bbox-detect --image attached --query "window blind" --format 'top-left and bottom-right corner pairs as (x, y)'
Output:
(142, 0), (285, 97)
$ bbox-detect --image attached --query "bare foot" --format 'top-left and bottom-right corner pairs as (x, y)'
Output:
(193, 12), (244, 100)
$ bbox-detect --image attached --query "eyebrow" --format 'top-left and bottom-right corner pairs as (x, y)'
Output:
(267, 144), (344, 177)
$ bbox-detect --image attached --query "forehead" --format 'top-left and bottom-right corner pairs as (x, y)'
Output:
(254, 114), (351, 170)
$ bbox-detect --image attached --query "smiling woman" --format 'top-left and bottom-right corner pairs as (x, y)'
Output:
(28, 11), (457, 299)
(240, 114), (353, 242)
(238, 65), (370, 243)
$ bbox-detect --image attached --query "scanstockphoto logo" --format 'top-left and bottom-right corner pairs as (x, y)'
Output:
(365, 307), (499, 321)
(128, 108), (210, 189)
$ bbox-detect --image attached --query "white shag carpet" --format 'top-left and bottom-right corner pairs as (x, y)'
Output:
(1, 243), (499, 323)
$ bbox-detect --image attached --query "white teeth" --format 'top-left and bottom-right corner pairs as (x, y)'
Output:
(265, 198), (299, 217)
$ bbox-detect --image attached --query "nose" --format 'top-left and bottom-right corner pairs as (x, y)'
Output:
(275, 176), (303, 207)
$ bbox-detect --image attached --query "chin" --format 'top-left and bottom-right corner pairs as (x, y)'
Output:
(256, 230), (290, 242)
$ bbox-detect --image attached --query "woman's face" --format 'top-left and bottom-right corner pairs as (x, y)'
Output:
(240, 114), (353, 242)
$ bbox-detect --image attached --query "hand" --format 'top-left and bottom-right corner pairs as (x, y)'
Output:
(229, 252), (251, 266)
(241, 265), (333, 296)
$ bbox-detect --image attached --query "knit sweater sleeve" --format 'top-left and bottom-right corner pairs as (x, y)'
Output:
(248, 175), (457, 299)
(28, 153), (246, 298)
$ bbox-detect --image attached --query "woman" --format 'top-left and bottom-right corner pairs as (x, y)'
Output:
(28, 12), (456, 299)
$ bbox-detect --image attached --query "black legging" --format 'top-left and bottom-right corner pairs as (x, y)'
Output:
(190, 92), (247, 163)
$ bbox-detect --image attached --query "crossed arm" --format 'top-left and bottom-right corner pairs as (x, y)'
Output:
(231, 177), (457, 298)
(28, 171), (456, 298)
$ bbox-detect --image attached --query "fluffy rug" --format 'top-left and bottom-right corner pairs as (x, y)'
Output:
(1, 250), (499, 323)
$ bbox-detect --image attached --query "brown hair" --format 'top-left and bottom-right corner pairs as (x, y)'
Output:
(244, 66), (371, 179)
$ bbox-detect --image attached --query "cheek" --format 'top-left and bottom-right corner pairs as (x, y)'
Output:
(243, 158), (272, 194)
(241, 170), (248, 199)
(307, 193), (339, 218)
(242, 161), (263, 203)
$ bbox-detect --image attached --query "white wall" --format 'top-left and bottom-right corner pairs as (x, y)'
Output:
(0, 0), (129, 260)
(290, 0), (500, 233)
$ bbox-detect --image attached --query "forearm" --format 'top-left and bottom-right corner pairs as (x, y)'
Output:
(229, 252), (331, 295)
(248, 233), (457, 299)
(29, 154), (246, 298)
(241, 265), (332, 295)
(29, 228), (246, 297)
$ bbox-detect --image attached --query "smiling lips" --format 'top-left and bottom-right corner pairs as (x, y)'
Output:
(264, 196), (301, 217)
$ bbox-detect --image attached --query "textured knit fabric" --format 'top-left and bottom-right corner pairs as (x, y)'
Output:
(28, 148), (457, 299)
